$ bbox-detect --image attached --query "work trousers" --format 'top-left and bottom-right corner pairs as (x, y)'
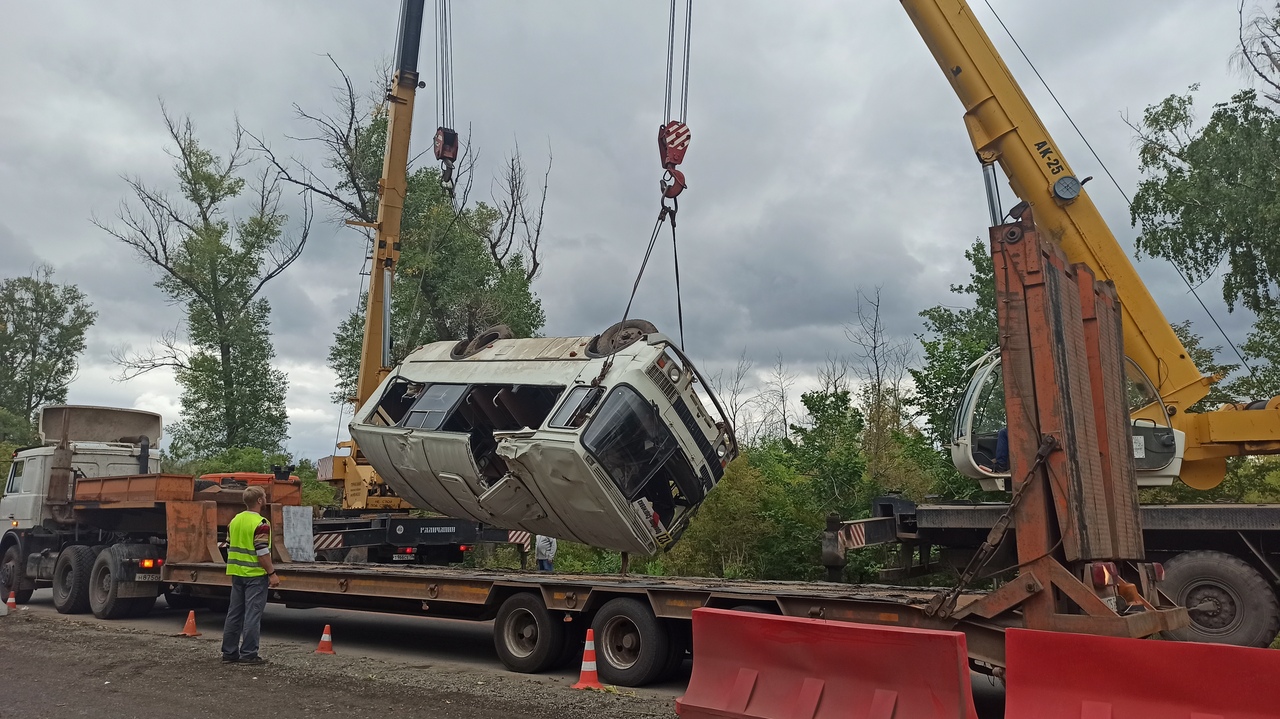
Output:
(221, 574), (269, 660)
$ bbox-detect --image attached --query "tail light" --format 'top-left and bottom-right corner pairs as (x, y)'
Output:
(1152, 562), (1166, 582)
(458, 545), (471, 552)
(396, 547), (416, 554)
(1090, 561), (1119, 588)
(139, 558), (164, 569)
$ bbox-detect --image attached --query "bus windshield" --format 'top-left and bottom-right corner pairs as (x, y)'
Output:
(583, 386), (678, 500)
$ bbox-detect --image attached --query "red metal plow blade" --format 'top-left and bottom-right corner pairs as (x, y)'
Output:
(676, 608), (978, 719)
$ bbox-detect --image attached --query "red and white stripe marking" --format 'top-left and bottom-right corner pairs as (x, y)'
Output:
(838, 523), (867, 552)
(663, 121), (691, 151)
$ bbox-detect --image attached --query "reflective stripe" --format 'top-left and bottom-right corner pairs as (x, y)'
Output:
(226, 511), (271, 577)
(255, 548), (271, 556)
(580, 661), (597, 671)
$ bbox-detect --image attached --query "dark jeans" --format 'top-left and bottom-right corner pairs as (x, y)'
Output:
(537, 559), (554, 572)
(221, 575), (269, 660)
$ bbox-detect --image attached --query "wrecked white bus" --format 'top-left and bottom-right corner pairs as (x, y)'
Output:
(349, 320), (738, 556)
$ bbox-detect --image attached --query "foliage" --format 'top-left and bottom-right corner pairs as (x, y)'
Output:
(0, 265), (97, 437)
(1170, 320), (1239, 412)
(910, 241), (997, 450)
(98, 109), (305, 457)
(1131, 88), (1280, 315)
(1228, 308), (1280, 401)
(253, 73), (548, 405)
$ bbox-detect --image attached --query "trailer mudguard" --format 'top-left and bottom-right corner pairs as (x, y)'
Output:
(1004, 628), (1280, 719)
(676, 608), (978, 719)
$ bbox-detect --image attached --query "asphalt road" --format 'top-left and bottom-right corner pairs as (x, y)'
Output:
(12, 588), (1006, 717)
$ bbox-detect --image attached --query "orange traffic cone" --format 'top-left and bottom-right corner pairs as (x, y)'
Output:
(315, 624), (336, 655)
(5, 592), (16, 609)
(180, 610), (201, 637)
(571, 628), (604, 690)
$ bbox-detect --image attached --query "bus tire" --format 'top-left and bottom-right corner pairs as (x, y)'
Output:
(493, 592), (565, 674)
(52, 545), (95, 614)
(587, 320), (658, 358)
(1162, 550), (1280, 647)
(591, 597), (669, 687)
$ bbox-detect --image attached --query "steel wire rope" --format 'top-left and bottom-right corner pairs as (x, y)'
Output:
(982, 0), (1256, 380)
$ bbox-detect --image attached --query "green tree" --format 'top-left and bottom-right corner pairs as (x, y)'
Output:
(1228, 308), (1280, 401)
(0, 265), (97, 439)
(97, 108), (307, 456)
(909, 240), (997, 450)
(253, 70), (548, 405)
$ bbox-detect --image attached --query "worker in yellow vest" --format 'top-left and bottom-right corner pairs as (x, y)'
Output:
(221, 485), (280, 664)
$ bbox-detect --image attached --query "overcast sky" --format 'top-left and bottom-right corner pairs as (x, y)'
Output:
(0, 1), (1261, 460)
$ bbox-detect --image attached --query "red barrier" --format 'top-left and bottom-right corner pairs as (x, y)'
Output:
(676, 608), (978, 719)
(1005, 628), (1280, 719)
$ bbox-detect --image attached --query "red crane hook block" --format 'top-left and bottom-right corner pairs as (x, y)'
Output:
(659, 120), (691, 168)
(434, 127), (459, 162)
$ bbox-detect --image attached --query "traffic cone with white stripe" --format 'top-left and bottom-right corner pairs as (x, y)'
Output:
(5, 592), (16, 609)
(571, 628), (604, 690)
(315, 624), (336, 655)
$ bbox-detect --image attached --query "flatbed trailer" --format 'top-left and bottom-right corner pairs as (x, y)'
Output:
(160, 503), (1002, 687)
(833, 496), (1280, 648)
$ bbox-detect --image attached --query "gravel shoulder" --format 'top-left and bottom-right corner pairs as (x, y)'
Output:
(0, 610), (677, 719)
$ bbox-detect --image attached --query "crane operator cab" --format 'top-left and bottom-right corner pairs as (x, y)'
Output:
(348, 320), (738, 556)
(952, 348), (1185, 491)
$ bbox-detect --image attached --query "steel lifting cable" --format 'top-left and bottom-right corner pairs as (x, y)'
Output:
(600, 2), (694, 381)
(434, 0), (460, 196)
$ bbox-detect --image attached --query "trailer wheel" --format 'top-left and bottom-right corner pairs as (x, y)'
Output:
(89, 547), (133, 619)
(163, 586), (203, 611)
(656, 619), (691, 682)
(0, 546), (33, 605)
(1162, 550), (1280, 647)
(493, 593), (565, 673)
(52, 546), (95, 614)
(591, 597), (670, 687)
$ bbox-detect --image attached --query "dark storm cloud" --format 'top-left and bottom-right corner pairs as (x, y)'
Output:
(0, 1), (1256, 459)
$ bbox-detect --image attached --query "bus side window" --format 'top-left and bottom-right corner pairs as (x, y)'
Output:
(547, 386), (603, 429)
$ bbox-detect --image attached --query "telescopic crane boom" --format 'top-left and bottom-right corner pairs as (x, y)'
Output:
(902, 0), (1280, 490)
(333, 0), (426, 510)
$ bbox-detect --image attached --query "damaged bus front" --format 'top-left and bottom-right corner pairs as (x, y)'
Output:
(348, 321), (738, 556)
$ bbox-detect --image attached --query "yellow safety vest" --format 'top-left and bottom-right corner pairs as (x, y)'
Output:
(226, 510), (270, 577)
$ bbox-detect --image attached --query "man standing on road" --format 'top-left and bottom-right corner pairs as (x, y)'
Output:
(535, 535), (557, 572)
(222, 486), (280, 665)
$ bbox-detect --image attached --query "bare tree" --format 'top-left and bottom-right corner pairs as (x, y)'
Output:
(480, 142), (551, 283)
(1235, 2), (1280, 104)
(756, 353), (797, 440)
(710, 350), (757, 443)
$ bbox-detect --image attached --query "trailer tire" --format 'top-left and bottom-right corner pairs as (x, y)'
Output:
(163, 587), (203, 611)
(656, 619), (690, 682)
(591, 597), (670, 687)
(493, 593), (565, 674)
(52, 546), (95, 614)
(0, 546), (33, 605)
(89, 546), (133, 619)
(1162, 550), (1280, 647)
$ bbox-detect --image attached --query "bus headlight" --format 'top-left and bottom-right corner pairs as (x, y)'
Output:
(668, 366), (681, 383)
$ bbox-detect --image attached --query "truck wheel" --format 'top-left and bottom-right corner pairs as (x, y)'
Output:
(591, 597), (670, 687)
(493, 593), (565, 673)
(0, 546), (33, 604)
(655, 619), (690, 682)
(52, 546), (95, 614)
(1162, 550), (1280, 647)
(89, 547), (133, 619)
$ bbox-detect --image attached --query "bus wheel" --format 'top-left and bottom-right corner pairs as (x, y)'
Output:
(494, 592), (565, 674)
(591, 597), (670, 687)
(587, 320), (658, 358)
(452, 325), (514, 360)
(1162, 550), (1280, 647)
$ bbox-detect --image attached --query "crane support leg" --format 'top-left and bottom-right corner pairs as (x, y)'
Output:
(956, 209), (1187, 637)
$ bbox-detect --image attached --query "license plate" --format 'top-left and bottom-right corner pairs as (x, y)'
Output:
(391, 554), (415, 561)
(136, 573), (161, 582)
